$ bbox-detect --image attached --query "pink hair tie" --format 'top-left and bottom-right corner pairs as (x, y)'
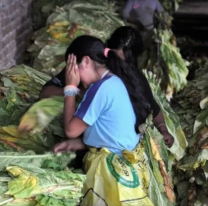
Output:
(133, 3), (140, 9)
(104, 48), (111, 57)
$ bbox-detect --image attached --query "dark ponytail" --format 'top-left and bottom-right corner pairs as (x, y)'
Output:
(106, 50), (150, 132)
(107, 26), (159, 116)
(123, 46), (134, 65)
(65, 35), (150, 133)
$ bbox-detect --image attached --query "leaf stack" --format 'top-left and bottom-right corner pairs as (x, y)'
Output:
(0, 65), (61, 153)
(172, 58), (208, 205)
(0, 151), (85, 206)
(28, 0), (124, 75)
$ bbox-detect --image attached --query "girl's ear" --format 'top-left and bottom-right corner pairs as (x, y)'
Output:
(82, 56), (91, 69)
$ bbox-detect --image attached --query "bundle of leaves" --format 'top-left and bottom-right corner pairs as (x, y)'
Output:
(174, 59), (208, 140)
(0, 151), (85, 206)
(171, 59), (208, 205)
(29, 0), (124, 75)
(143, 70), (188, 161)
(0, 65), (64, 153)
(138, 28), (189, 101)
(142, 116), (176, 206)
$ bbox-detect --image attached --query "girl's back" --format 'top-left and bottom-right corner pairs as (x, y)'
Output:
(75, 75), (139, 156)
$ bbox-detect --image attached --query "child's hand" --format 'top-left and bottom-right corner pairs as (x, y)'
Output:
(65, 54), (80, 86)
(53, 138), (86, 154)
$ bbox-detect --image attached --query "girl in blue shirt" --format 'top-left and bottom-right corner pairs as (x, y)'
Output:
(54, 35), (154, 205)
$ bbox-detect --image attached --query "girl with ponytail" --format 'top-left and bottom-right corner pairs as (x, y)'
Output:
(53, 35), (156, 205)
(107, 26), (174, 147)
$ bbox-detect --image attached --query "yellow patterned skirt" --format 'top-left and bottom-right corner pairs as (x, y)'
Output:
(79, 143), (154, 206)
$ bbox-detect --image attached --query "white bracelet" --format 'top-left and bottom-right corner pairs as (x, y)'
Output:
(64, 85), (80, 97)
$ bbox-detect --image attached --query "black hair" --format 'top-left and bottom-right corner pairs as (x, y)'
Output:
(106, 26), (144, 67)
(65, 35), (150, 132)
(106, 26), (169, 99)
(107, 26), (155, 121)
(65, 35), (106, 65)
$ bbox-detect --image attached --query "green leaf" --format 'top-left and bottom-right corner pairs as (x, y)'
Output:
(0, 151), (73, 171)
(6, 166), (85, 200)
(200, 97), (208, 110)
(2, 198), (37, 206)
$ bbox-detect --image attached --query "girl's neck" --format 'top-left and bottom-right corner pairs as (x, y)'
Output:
(85, 67), (111, 89)
(95, 67), (109, 81)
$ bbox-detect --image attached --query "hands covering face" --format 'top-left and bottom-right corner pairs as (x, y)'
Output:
(65, 54), (80, 86)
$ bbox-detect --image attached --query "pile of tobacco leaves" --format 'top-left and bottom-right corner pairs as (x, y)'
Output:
(1, 0), (208, 205)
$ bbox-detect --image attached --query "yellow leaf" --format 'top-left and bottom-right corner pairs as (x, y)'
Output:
(7, 166), (28, 177)
(49, 31), (69, 43)
(6, 167), (38, 198)
(0, 126), (19, 137)
(18, 114), (37, 133)
(150, 137), (175, 202)
(159, 161), (175, 203)
(166, 84), (174, 101)
(150, 137), (162, 161)
(52, 21), (69, 27)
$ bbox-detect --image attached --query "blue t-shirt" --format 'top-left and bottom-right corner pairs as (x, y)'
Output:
(75, 75), (139, 156)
